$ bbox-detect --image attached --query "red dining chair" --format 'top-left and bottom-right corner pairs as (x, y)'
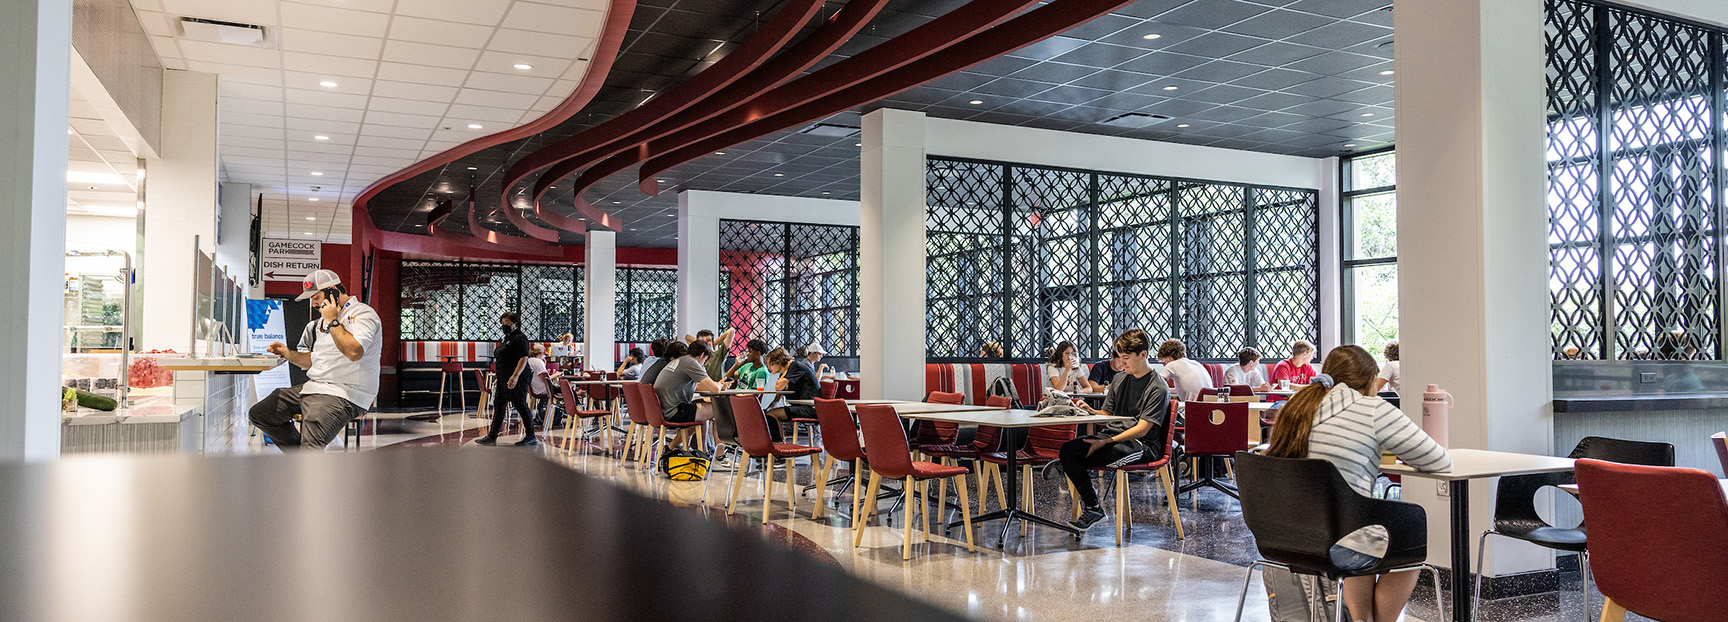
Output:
(637, 385), (707, 465)
(436, 359), (466, 414)
(1093, 398), (1186, 544)
(1713, 432), (1727, 476)
(812, 398), (867, 521)
(728, 395), (823, 520)
(909, 391), (965, 455)
(853, 404), (975, 560)
(1177, 400), (1250, 508)
(472, 369), (491, 418)
(1574, 459), (1728, 622)
(820, 380), (839, 399)
(920, 395), (1009, 520)
(559, 378), (617, 454)
(618, 383), (656, 467)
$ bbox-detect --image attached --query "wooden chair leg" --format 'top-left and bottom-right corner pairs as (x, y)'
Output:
(936, 461), (949, 525)
(437, 372), (447, 413)
(956, 474), (975, 552)
(1068, 478), (1082, 519)
(903, 475), (917, 560)
(1115, 471), (1126, 546)
(1599, 598), (1625, 622)
(784, 454), (797, 518)
(990, 463), (1007, 511)
(458, 372), (466, 413)
(762, 456), (777, 522)
(813, 454), (834, 519)
(851, 459), (863, 528)
(854, 472), (882, 548)
(727, 456), (747, 515)
(1158, 464), (1185, 540)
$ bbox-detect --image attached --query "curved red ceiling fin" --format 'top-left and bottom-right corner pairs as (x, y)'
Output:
(426, 201), (558, 255)
(635, 0), (1040, 189)
(508, 0), (828, 232)
(349, 0), (636, 249)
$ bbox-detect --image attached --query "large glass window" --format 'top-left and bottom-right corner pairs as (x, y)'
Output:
(1545, 0), (1722, 360)
(718, 220), (860, 356)
(926, 157), (1320, 361)
(1341, 149), (1398, 360)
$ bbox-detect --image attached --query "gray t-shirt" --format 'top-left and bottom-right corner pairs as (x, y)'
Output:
(652, 356), (709, 419)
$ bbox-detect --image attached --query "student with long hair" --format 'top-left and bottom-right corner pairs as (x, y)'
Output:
(1044, 341), (1089, 393)
(1265, 345), (1451, 622)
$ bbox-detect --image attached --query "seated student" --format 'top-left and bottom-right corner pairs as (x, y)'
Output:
(1270, 340), (1320, 386)
(685, 328), (735, 382)
(1223, 347), (1273, 392)
(616, 348), (645, 380)
(980, 341), (1005, 358)
(1062, 329), (1172, 530)
(1087, 351), (1126, 388)
(725, 339), (770, 388)
(1155, 339), (1213, 402)
(638, 339), (672, 385)
(803, 343), (837, 380)
(526, 344), (552, 426)
(650, 340), (721, 450)
(1372, 340), (1400, 394)
(764, 348), (822, 441)
(1265, 345), (1451, 622)
(1043, 341), (1089, 394)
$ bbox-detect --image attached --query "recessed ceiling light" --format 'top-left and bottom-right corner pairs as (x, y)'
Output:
(1344, 143), (1358, 147)
(1162, 85), (1179, 91)
(655, 179), (665, 183)
(855, 143), (861, 147)
(305, 216), (316, 220)
(304, 232), (316, 236)
(1142, 33), (1161, 40)
(308, 197), (320, 201)
(822, 191), (831, 195)
(319, 81), (338, 87)
(773, 173), (784, 177)
(1378, 70), (1395, 76)
(414, 224), (424, 227)
(512, 63), (533, 70)
(468, 124), (483, 129)
(612, 201), (621, 204)
(1360, 113), (1375, 117)
(548, 186), (555, 189)
(1176, 124), (1190, 128)
(466, 166), (477, 170)
(310, 171), (323, 176)
(968, 100), (983, 105)
(715, 151), (726, 155)
(67, 171), (125, 185)
(314, 135), (329, 140)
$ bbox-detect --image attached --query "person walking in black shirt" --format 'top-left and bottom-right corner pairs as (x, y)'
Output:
(476, 312), (537, 446)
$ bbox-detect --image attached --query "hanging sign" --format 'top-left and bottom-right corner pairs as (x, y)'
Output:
(261, 239), (321, 282)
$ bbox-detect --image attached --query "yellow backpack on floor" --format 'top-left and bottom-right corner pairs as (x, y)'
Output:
(659, 449), (711, 481)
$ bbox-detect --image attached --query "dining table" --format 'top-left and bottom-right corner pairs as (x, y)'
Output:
(1380, 448), (1578, 622)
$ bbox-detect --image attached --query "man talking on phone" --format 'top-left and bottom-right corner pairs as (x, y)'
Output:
(249, 270), (382, 450)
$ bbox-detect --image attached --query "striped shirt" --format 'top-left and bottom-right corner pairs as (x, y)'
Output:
(1306, 384), (1451, 496)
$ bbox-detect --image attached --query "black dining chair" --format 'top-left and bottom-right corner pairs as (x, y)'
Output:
(1232, 451), (1443, 622)
(1471, 436), (1674, 622)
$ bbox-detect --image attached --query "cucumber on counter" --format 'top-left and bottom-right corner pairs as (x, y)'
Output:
(75, 390), (118, 411)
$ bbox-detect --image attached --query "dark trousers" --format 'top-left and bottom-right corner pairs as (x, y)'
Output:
(488, 382), (537, 439)
(1059, 437), (1151, 507)
(249, 384), (366, 450)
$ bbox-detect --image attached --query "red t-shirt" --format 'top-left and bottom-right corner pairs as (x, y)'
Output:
(1270, 359), (1317, 384)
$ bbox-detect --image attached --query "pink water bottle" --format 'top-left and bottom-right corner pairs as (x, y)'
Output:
(1421, 384), (1451, 447)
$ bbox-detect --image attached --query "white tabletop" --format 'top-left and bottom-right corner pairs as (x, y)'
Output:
(879, 402), (1012, 415)
(700, 389), (792, 397)
(1379, 448), (1577, 481)
(785, 399), (912, 407)
(566, 379), (625, 386)
(893, 407), (1131, 429)
(1259, 389), (1298, 396)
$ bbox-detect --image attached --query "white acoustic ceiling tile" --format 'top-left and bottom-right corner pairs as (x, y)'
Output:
(221, 136), (287, 149)
(387, 16), (495, 48)
(219, 155), (283, 166)
(353, 147), (423, 161)
(189, 61), (282, 86)
(452, 87), (537, 109)
(162, 0), (280, 27)
(374, 62), (468, 86)
(362, 110), (444, 129)
(462, 71), (554, 94)
(443, 104), (525, 123)
(284, 88), (370, 109)
(220, 146), (283, 159)
(395, 0), (510, 26)
(134, 10), (177, 37)
(360, 123), (434, 140)
(500, 3), (602, 35)
(366, 96), (450, 117)
(345, 165), (402, 175)
(282, 72), (373, 95)
(177, 40), (283, 69)
(371, 80), (460, 102)
(355, 135), (427, 151)
(288, 159), (349, 171)
(422, 140), (463, 151)
(558, 58), (591, 82)
(223, 99), (286, 116)
(531, 94), (563, 111)
(428, 128), (484, 144)
(287, 0), (394, 15)
(547, 79), (577, 94)
(218, 81), (284, 101)
(280, 29), (385, 59)
(287, 134), (355, 148)
(281, 52), (378, 79)
(348, 155), (414, 167)
(223, 164), (284, 176)
(475, 50), (568, 77)
(221, 111), (286, 128)
(279, 3), (389, 38)
(285, 103), (367, 124)
(486, 29), (592, 62)
(220, 125), (286, 141)
(286, 117), (361, 134)
(381, 39), (481, 70)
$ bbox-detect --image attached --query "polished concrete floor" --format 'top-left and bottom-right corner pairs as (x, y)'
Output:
(341, 408), (1631, 622)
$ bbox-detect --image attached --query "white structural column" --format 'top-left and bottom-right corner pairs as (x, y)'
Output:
(0, 0), (72, 460)
(1316, 158), (1342, 351)
(585, 230), (617, 373)
(140, 70), (219, 351)
(677, 189), (863, 339)
(859, 109), (928, 400)
(1394, 0), (1554, 577)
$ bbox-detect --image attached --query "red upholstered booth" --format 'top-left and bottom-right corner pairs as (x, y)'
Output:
(923, 362), (1230, 404)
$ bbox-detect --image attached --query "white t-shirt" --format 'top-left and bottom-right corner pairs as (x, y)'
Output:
(302, 299), (383, 408)
(1377, 360), (1401, 393)
(526, 357), (549, 395)
(1223, 363), (1267, 388)
(1043, 363), (1087, 392)
(1157, 357), (1214, 402)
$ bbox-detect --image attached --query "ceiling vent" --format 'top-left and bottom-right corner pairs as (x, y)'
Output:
(799, 123), (861, 137)
(1099, 112), (1172, 128)
(178, 17), (269, 46)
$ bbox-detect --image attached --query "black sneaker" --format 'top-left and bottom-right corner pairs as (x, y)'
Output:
(1040, 461), (1063, 481)
(514, 436), (539, 446)
(1069, 507), (1106, 530)
(474, 437), (499, 446)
